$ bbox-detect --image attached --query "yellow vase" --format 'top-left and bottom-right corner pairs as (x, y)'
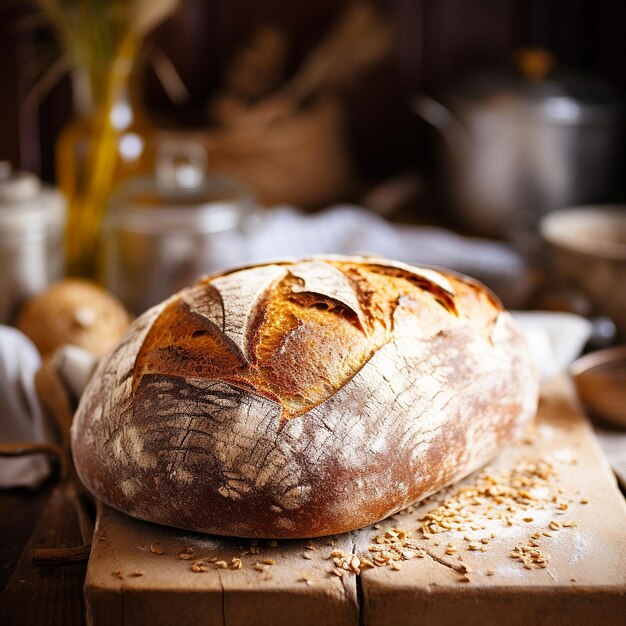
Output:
(56, 45), (153, 278)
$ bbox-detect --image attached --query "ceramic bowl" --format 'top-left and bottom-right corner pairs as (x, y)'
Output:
(540, 206), (626, 338)
(570, 346), (626, 429)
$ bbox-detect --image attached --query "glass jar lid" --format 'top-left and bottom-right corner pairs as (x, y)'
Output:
(107, 141), (255, 234)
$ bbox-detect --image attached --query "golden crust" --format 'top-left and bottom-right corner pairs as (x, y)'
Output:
(71, 256), (537, 538)
(132, 259), (497, 419)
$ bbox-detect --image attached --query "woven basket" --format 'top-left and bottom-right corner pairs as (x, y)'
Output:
(203, 98), (355, 209)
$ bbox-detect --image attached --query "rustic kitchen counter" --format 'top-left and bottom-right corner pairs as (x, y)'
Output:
(1, 377), (625, 625)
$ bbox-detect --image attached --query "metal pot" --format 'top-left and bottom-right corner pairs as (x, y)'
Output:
(414, 50), (623, 238)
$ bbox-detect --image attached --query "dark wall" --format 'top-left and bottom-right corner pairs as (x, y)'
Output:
(1, 0), (624, 183)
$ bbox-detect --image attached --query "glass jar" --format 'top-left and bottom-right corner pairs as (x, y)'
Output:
(0, 163), (66, 323)
(103, 142), (257, 314)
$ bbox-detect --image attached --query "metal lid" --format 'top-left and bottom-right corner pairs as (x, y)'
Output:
(450, 49), (623, 125)
(0, 162), (65, 236)
(107, 142), (256, 234)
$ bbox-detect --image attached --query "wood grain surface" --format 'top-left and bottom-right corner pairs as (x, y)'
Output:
(0, 484), (87, 626)
(594, 425), (626, 490)
(85, 377), (626, 626)
(87, 506), (359, 626)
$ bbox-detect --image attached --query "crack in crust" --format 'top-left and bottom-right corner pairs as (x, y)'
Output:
(131, 258), (494, 419)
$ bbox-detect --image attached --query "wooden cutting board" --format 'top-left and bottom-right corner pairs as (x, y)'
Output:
(84, 378), (626, 626)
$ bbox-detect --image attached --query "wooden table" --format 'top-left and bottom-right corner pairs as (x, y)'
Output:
(1, 378), (625, 625)
(0, 482), (87, 625)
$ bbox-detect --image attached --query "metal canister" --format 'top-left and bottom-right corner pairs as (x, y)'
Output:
(103, 142), (257, 314)
(414, 50), (623, 238)
(0, 163), (65, 323)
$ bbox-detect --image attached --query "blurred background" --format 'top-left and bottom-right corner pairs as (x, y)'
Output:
(1, 2), (626, 603)
(1, 0), (625, 191)
(0, 0), (625, 332)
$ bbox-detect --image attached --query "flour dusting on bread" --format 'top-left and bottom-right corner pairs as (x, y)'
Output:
(71, 256), (538, 538)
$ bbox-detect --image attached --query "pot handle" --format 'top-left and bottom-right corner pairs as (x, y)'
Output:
(412, 94), (470, 158)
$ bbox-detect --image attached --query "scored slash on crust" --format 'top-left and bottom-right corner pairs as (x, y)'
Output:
(130, 259), (470, 421)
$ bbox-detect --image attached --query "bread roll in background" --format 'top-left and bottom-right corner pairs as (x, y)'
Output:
(71, 256), (539, 538)
(17, 279), (131, 357)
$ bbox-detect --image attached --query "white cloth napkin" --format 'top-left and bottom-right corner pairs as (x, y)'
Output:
(0, 326), (50, 488)
(229, 205), (524, 267)
(50, 345), (98, 402)
(243, 206), (525, 275)
(510, 312), (592, 381)
(208, 205), (531, 307)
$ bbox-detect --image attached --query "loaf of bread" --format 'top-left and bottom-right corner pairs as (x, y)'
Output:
(17, 279), (131, 357)
(71, 256), (538, 538)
